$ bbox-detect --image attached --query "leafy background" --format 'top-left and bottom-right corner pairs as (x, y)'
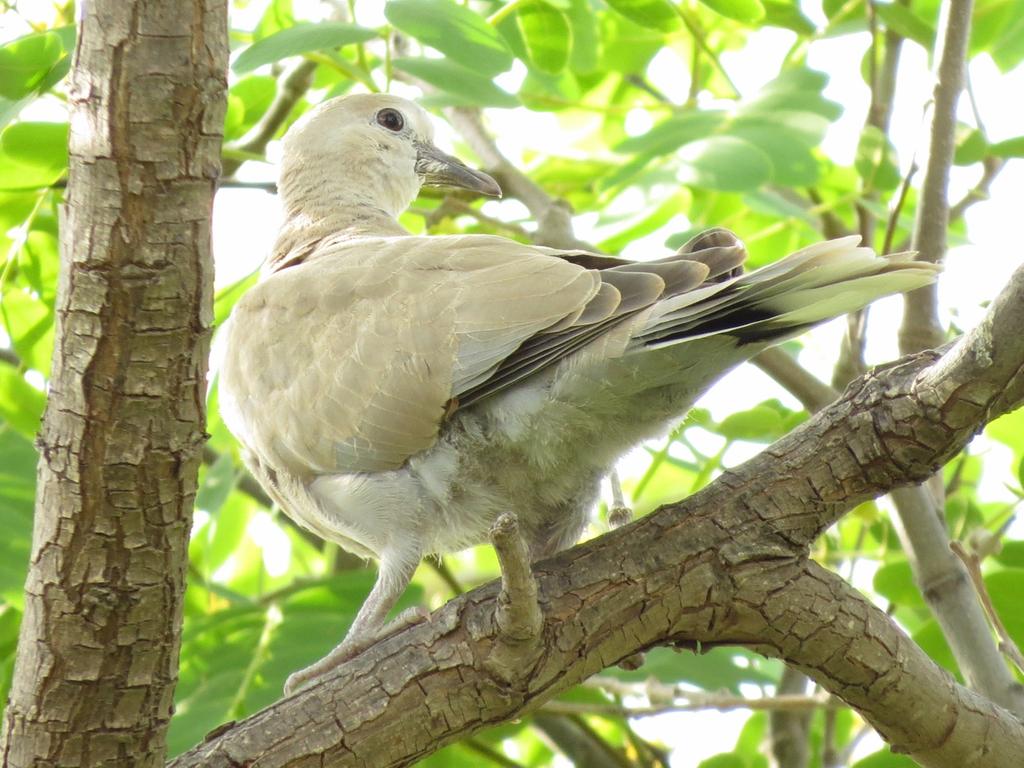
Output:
(2, 0), (1024, 765)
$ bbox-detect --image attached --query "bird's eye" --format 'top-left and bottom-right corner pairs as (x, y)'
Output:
(376, 108), (405, 132)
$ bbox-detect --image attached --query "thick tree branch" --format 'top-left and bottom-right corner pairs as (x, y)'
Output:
(1, 2), (226, 764)
(880, 0), (1024, 716)
(170, 263), (1024, 768)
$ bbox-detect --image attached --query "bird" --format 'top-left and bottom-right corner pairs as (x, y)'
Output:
(217, 93), (940, 694)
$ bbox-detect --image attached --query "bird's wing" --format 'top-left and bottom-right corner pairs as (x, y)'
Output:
(220, 233), (695, 476)
(219, 231), (937, 479)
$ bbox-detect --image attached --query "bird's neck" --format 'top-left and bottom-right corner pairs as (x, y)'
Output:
(266, 206), (409, 273)
(267, 152), (420, 273)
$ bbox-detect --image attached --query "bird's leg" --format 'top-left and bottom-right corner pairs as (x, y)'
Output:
(284, 550), (427, 695)
(607, 469), (633, 529)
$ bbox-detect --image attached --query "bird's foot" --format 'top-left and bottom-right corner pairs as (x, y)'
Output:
(283, 606), (430, 695)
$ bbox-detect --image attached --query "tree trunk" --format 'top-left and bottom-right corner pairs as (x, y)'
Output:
(0, 2), (226, 765)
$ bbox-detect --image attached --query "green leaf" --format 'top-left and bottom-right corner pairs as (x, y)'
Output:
(225, 76), (277, 141)
(990, 135), (1024, 158)
(0, 367), (45, 439)
(716, 404), (786, 442)
(911, 619), (958, 675)
(0, 31), (65, 99)
(984, 568), (1024, 644)
(0, 605), (22, 714)
(196, 493), (255, 574)
(698, 754), (748, 768)
(0, 287), (55, 375)
(699, 0), (767, 23)
(873, 559), (925, 608)
(518, 69), (582, 111)
(0, 425), (36, 605)
(986, 407), (1024, 449)
(598, 191), (689, 253)
(953, 125), (988, 165)
(517, 1), (572, 74)
(385, 0), (514, 76)
(567, 0), (601, 73)
(990, 10), (1024, 70)
(995, 540), (1024, 569)
(598, 10), (666, 73)
(1, 122), (68, 183)
(746, 68), (842, 121)
(232, 22), (378, 73)
(856, 125), (901, 192)
(874, 2), (935, 48)
(678, 136), (774, 192)
(852, 749), (920, 767)
(726, 114), (824, 185)
(255, 0), (296, 39)
(970, 0), (1018, 56)
(197, 453), (237, 517)
(605, 0), (682, 30)
(761, 0), (817, 33)
(393, 59), (518, 108)
(616, 110), (728, 155)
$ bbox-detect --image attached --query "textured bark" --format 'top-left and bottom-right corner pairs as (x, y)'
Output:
(170, 265), (1024, 768)
(0, 2), (226, 766)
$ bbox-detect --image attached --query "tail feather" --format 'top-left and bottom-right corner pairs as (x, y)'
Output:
(639, 238), (939, 349)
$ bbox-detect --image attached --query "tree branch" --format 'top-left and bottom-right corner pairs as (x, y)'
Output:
(752, 347), (837, 413)
(899, 0), (973, 354)
(1, 2), (227, 764)
(879, 0), (1024, 717)
(169, 262), (1024, 768)
(221, 59), (317, 179)
(444, 106), (596, 251)
(951, 541), (1024, 676)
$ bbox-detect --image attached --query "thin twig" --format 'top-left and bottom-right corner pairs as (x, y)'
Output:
(882, 161), (918, 255)
(0, 347), (22, 367)
(222, 59), (317, 178)
(543, 694), (839, 718)
(950, 541), (1024, 676)
(949, 155), (1005, 223)
(417, 197), (532, 240)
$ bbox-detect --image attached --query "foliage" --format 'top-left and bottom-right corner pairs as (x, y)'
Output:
(2, 0), (1023, 765)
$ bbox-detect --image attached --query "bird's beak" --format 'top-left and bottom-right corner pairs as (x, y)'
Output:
(415, 141), (502, 198)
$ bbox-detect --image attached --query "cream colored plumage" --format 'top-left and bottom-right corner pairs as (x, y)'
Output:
(218, 93), (940, 694)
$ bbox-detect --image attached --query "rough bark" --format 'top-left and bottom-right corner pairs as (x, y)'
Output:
(886, 0), (1024, 717)
(169, 263), (1024, 768)
(0, 2), (226, 766)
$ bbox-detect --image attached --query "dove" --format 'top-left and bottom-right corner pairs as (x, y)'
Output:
(217, 93), (939, 693)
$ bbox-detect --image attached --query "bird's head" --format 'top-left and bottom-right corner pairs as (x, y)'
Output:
(279, 93), (501, 220)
